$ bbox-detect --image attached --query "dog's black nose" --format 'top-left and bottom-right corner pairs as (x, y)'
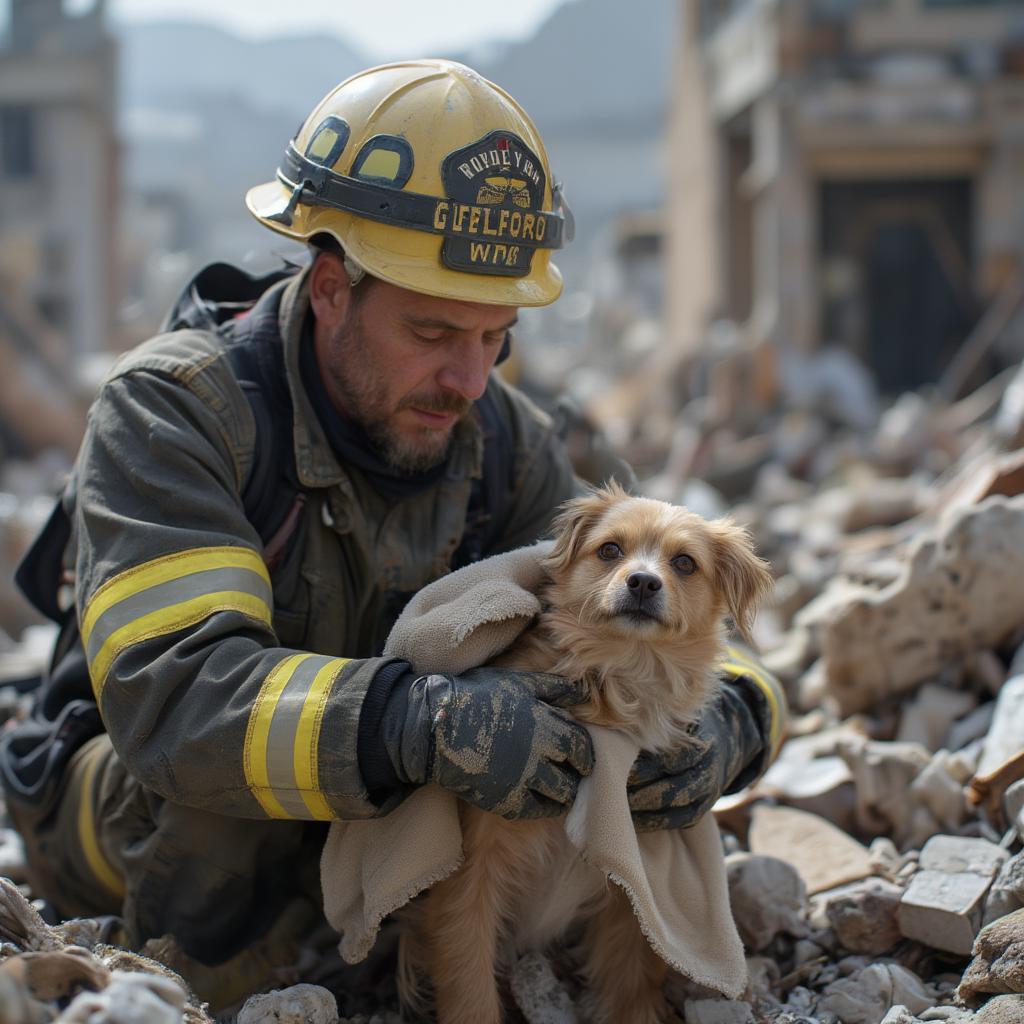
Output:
(627, 572), (662, 596)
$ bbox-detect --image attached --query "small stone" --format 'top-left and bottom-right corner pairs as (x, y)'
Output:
(748, 806), (872, 896)
(824, 878), (904, 954)
(919, 1009), (976, 1022)
(725, 854), (807, 952)
(958, 907), (1024, 1006)
(683, 998), (755, 1024)
(976, 677), (1024, 781)
(509, 952), (578, 1024)
(237, 983), (339, 1024)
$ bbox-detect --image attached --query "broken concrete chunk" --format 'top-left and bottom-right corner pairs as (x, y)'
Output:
(958, 907), (1024, 1006)
(899, 834), (1006, 954)
(824, 496), (1024, 715)
(509, 952), (579, 1024)
(823, 878), (904, 955)
(897, 683), (977, 752)
(919, 836), (1008, 877)
(818, 963), (934, 1024)
(725, 853), (807, 952)
(236, 984), (338, 1024)
(900, 870), (995, 955)
(748, 806), (872, 895)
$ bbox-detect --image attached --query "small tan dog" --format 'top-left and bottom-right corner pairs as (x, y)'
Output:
(402, 483), (772, 1024)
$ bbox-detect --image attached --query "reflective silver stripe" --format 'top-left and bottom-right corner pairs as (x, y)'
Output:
(84, 566), (273, 666)
(264, 654), (339, 819)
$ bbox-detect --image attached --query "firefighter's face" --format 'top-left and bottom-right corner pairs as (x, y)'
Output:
(311, 254), (515, 473)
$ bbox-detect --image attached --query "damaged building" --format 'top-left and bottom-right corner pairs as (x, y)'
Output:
(667, 0), (1024, 401)
(0, 0), (116, 459)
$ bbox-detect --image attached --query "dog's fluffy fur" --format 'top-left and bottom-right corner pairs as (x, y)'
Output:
(401, 483), (772, 1023)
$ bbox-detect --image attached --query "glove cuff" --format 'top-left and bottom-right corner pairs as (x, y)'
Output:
(356, 659), (412, 803)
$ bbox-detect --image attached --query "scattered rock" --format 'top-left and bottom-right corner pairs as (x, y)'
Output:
(973, 994), (1024, 1023)
(748, 806), (872, 896)
(900, 836), (1008, 955)
(509, 952), (579, 1024)
(823, 497), (1024, 716)
(818, 963), (934, 1024)
(726, 854), (808, 951)
(823, 878), (904, 954)
(958, 907), (1024, 1006)
(237, 983), (339, 1024)
(57, 970), (188, 1024)
(983, 853), (1024, 927)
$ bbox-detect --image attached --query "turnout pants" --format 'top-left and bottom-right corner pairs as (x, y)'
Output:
(7, 734), (328, 1008)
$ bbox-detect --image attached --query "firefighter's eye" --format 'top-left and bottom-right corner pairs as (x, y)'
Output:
(598, 542), (622, 560)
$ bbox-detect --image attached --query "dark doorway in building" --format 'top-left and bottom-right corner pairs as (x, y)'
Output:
(819, 179), (977, 394)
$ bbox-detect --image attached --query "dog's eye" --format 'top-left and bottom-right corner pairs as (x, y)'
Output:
(597, 542), (622, 561)
(672, 554), (697, 576)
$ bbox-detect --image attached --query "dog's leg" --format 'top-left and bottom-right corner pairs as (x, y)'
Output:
(422, 808), (525, 1024)
(580, 886), (670, 1024)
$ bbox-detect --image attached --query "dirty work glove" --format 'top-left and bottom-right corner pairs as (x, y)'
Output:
(359, 665), (594, 819)
(627, 667), (784, 832)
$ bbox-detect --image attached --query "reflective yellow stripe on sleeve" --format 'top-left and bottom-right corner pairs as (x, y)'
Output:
(722, 643), (787, 759)
(80, 546), (273, 701)
(243, 653), (350, 820)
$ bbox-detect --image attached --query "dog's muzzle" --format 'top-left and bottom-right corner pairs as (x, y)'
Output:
(614, 571), (664, 621)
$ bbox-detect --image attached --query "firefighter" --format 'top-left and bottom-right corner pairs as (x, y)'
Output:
(0, 60), (785, 1009)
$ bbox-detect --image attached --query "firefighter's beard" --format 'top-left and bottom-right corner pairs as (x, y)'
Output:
(323, 316), (471, 475)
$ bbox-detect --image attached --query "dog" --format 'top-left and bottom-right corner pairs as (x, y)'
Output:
(401, 482), (773, 1024)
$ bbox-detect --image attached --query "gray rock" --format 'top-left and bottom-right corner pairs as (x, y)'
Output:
(984, 852), (1024, 927)
(958, 907), (1024, 1007)
(725, 854), (807, 952)
(237, 983), (338, 1024)
(823, 496), (1024, 715)
(57, 970), (187, 1024)
(818, 963), (934, 1024)
(509, 952), (578, 1024)
(824, 877), (903, 954)
(683, 998), (755, 1024)
(1006, 780), (1024, 842)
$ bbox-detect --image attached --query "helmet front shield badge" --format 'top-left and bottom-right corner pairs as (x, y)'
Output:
(266, 129), (568, 279)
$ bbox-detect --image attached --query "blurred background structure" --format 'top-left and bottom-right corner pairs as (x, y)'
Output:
(2, 0), (1024, 639)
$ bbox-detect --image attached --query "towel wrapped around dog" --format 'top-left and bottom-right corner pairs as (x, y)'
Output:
(320, 541), (748, 998)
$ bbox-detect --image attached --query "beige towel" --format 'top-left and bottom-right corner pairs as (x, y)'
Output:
(321, 542), (748, 998)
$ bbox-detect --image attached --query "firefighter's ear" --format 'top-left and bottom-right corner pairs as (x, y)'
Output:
(309, 250), (354, 331)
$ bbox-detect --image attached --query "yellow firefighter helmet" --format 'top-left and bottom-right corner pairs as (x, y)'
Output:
(246, 59), (572, 307)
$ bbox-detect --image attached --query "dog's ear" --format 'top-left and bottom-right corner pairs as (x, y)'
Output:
(708, 519), (773, 644)
(544, 488), (616, 575)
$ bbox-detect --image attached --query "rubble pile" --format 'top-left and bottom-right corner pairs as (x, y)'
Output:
(4, 364), (1024, 1021)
